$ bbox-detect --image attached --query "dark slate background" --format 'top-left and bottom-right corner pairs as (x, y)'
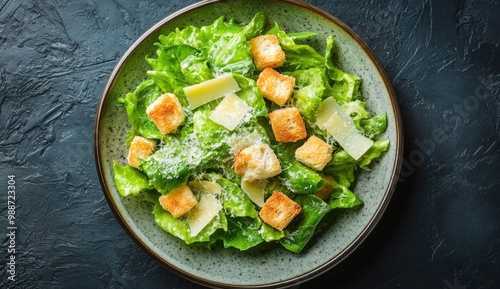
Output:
(0, 0), (499, 288)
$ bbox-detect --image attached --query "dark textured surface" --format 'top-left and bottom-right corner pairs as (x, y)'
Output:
(0, 0), (498, 288)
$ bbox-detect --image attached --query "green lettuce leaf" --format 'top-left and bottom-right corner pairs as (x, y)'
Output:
(360, 112), (388, 139)
(266, 23), (324, 71)
(140, 126), (214, 193)
(342, 100), (370, 130)
(219, 217), (264, 250)
(287, 67), (325, 127)
(193, 109), (271, 163)
(193, 110), (231, 153)
(323, 35), (361, 103)
(146, 44), (212, 101)
(260, 223), (285, 242)
(328, 183), (363, 209)
(241, 12), (266, 39)
(274, 144), (325, 194)
(357, 139), (390, 170)
(215, 177), (259, 219)
(210, 32), (254, 75)
(280, 195), (332, 253)
(153, 201), (228, 245)
(288, 31), (318, 41)
(159, 25), (208, 50)
(118, 79), (163, 140)
(323, 138), (389, 187)
(113, 161), (152, 197)
(233, 74), (268, 117)
(159, 14), (265, 76)
(323, 149), (357, 188)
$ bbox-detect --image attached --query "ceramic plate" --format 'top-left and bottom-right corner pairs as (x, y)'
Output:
(94, 0), (403, 287)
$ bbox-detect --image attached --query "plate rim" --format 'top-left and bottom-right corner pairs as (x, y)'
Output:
(93, 0), (404, 288)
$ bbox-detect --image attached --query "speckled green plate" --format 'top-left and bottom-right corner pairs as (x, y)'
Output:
(94, 0), (403, 288)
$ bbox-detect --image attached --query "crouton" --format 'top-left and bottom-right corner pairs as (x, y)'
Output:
(146, 93), (185, 135)
(159, 185), (198, 218)
(249, 34), (286, 70)
(259, 191), (301, 231)
(257, 68), (295, 107)
(295, 136), (333, 171)
(268, 107), (307, 143)
(127, 136), (155, 168)
(234, 143), (282, 181)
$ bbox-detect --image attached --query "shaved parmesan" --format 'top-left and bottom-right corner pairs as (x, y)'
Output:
(188, 180), (222, 195)
(316, 97), (341, 130)
(317, 97), (359, 129)
(184, 74), (241, 109)
(209, 92), (251, 131)
(323, 114), (353, 141)
(187, 194), (222, 237)
(318, 97), (374, 160)
(241, 179), (267, 207)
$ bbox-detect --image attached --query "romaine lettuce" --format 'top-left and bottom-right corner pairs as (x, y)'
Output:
(266, 23), (324, 71)
(140, 126), (214, 192)
(153, 200), (228, 245)
(361, 112), (388, 139)
(113, 161), (152, 197)
(358, 139), (390, 170)
(287, 67), (325, 127)
(215, 177), (259, 219)
(118, 79), (163, 140)
(233, 74), (268, 117)
(323, 35), (361, 104)
(274, 144), (325, 194)
(146, 44), (212, 103)
(220, 217), (264, 250)
(280, 195), (332, 253)
(158, 13), (266, 76)
(328, 184), (363, 209)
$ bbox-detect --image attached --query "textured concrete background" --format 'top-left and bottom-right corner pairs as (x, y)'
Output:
(0, 0), (499, 288)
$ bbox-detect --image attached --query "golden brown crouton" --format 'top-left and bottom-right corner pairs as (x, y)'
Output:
(259, 191), (301, 231)
(127, 136), (155, 168)
(295, 136), (333, 171)
(234, 143), (282, 181)
(146, 93), (185, 135)
(249, 34), (286, 70)
(268, 107), (307, 143)
(159, 185), (198, 218)
(257, 68), (295, 107)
